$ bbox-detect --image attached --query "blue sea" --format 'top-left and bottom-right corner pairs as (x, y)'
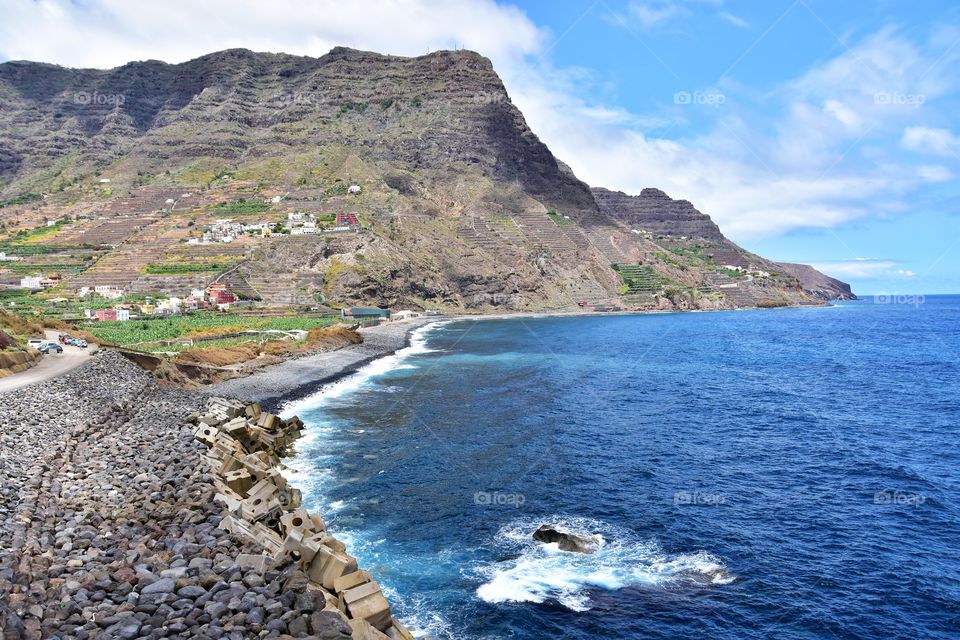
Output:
(281, 297), (960, 639)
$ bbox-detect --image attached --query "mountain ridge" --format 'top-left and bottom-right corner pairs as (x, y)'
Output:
(0, 46), (854, 310)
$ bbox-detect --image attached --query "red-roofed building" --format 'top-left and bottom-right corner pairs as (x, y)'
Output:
(95, 309), (117, 322)
(206, 282), (237, 305)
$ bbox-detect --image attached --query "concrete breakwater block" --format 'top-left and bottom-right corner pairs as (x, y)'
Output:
(192, 396), (423, 639)
(342, 580), (393, 631)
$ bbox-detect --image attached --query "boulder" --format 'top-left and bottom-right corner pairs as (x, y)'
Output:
(532, 525), (600, 554)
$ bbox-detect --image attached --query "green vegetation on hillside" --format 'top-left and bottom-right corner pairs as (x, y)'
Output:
(211, 199), (270, 215)
(85, 312), (337, 352)
(613, 263), (670, 294)
(336, 102), (369, 118)
(547, 209), (571, 226)
(144, 262), (234, 275)
(0, 193), (42, 208)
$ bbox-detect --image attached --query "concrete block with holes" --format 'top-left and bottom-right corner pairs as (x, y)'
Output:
(342, 580), (392, 631)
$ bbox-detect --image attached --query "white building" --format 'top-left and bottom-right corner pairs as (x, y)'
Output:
(20, 275), (43, 289)
(116, 308), (130, 321)
(287, 211), (305, 222)
(93, 285), (124, 299)
(0, 252), (23, 262)
(348, 185), (362, 194)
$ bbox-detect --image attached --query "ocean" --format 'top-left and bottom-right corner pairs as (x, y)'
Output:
(280, 297), (960, 639)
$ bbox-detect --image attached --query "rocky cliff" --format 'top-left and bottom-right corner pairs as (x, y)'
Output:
(776, 263), (855, 301)
(592, 187), (856, 301)
(592, 187), (725, 242)
(0, 47), (853, 310)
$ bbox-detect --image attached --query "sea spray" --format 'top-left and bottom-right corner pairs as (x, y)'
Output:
(475, 517), (733, 612)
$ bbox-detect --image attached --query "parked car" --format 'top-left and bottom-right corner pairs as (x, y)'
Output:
(27, 338), (45, 349)
(39, 342), (63, 354)
(77, 340), (88, 349)
(59, 333), (72, 344)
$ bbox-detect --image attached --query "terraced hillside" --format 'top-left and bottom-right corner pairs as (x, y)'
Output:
(0, 47), (852, 311)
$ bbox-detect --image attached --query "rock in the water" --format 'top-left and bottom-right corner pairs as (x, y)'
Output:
(532, 525), (600, 554)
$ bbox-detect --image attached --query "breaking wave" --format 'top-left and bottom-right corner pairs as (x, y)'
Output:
(280, 321), (441, 418)
(475, 517), (733, 612)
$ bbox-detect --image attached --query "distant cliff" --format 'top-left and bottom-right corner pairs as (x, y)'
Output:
(592, 186), (855, 301)
(776, 263), (856, 301)
(592, 187), (725, 242)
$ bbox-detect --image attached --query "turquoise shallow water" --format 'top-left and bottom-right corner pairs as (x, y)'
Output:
(282, 298), (960, 639)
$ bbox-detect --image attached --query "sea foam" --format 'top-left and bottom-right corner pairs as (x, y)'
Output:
(475, 517), (733, 612)
(280, 321), (441, 418)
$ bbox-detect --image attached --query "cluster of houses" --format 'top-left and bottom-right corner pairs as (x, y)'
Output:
(721, 265), (772, 278)
(83, 282), (239, 322)
(188, 210), (362, 244)
(20, 273), (64, 289)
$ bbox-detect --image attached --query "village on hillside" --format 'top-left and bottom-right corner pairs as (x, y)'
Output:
(0, 183), (431, 360)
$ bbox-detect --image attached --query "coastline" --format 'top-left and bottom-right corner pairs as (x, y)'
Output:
(210, 302), (849, 409)
(209, 316), (442, 409)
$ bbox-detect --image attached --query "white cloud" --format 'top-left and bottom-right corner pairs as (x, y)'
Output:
(823, 99), (862, 130)
(0, 0), (542, 68)
(902, 126), (960, 157)
(626, 1), (690, 29)
(718, 11), (749, 29)
(611, 0), (726, 30)
(808, 259), (912, 279)
(510, 25), (959, 240)
(916, 164), (953, 182)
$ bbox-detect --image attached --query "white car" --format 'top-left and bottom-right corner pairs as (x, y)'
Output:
(27, 338), (45, 349)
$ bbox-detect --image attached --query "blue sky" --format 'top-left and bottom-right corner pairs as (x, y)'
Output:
(1, 0), (957, 293)
(511, 0), (960, 294)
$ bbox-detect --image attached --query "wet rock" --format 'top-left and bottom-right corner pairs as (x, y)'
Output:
(532, 524), (601, 553)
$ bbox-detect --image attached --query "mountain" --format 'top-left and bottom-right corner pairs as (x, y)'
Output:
(592, 187), (725, 242)
(0, 47), (854, 311)
(592, 188), (855, 301)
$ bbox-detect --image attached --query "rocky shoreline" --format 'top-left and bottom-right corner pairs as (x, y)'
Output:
(0, 351), (409, 639)
(210, 318), (440, 408)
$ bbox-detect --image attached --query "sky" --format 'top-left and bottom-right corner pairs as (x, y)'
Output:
(1, 0), (958, 294)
